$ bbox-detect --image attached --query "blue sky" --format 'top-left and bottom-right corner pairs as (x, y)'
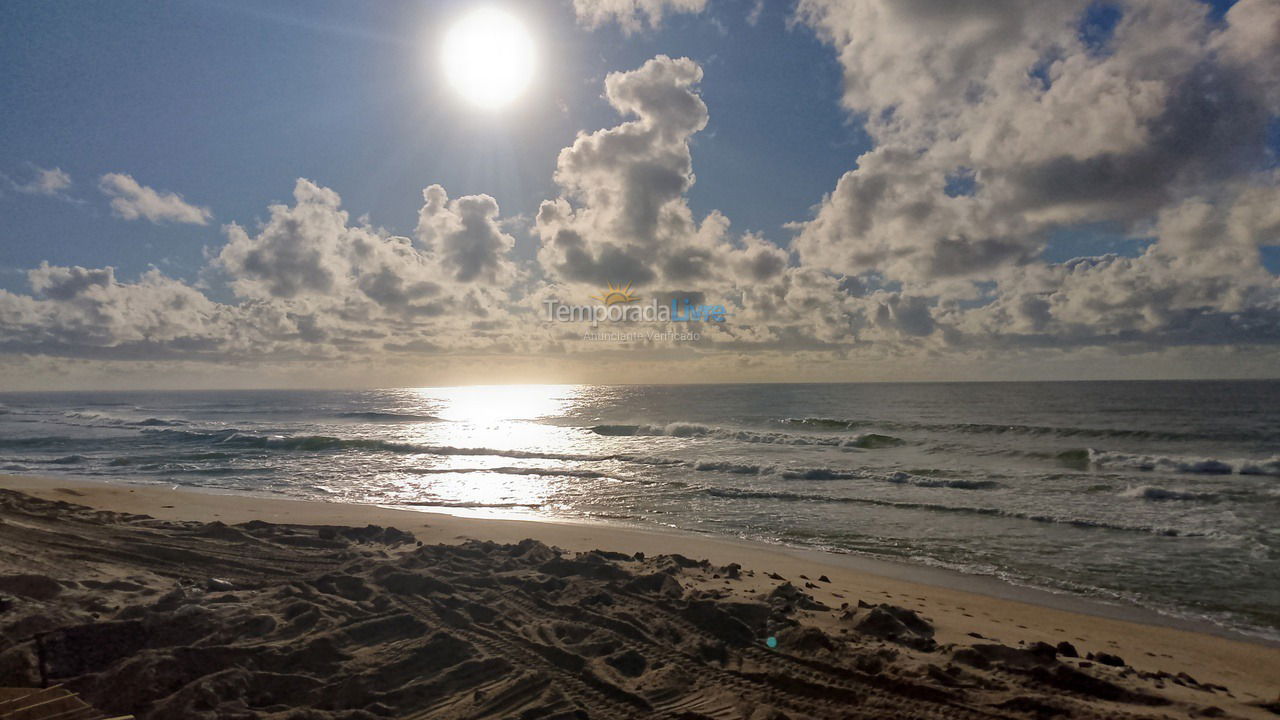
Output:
(2, 0), (1273, 290)
(0, 0), (866, 293)
(1, 0), (1278, 388)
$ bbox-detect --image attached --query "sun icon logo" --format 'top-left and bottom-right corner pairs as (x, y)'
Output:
(592, 281), (640, 306)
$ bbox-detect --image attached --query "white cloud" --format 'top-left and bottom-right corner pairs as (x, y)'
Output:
(572, 0), (708, 33)
(1212, 0), (1280, 114)
(415, 185), (516, 284)
(99, 172), (212, 225)
(537, 55), (752, 289)
(795, 0), (1274, 263)
(213, 178), (536, 355)
(11, 165), (73, 197)
(790, 0), (1280, 351)
(3, 14), (1280, 383)
(0, 175), (540, 366)
(0, 262), (231, 359)
(527, 56), (872, 351)
(217, 179), (363, 301)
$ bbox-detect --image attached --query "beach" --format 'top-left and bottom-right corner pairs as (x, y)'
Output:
(7, 0), (1280, 715)
(1, 473), (1276, 719)
(5, 383), (1278, 644)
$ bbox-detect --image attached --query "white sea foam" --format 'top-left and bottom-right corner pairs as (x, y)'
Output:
(1120, 484), (1218, 502)
(590, 422), (905, 448)
(1088, 448), (1280, 476)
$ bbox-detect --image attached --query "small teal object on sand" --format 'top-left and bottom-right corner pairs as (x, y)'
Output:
(765, 636), (778, 649)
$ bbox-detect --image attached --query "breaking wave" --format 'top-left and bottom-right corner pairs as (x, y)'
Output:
(779, 467), (862, 480)
(62, 411), (189, 428)
(132, 417), (189, 427)
(589, 423), (904, 448)
(1120, 485), (1219, 502)
(885, 471), (1001, 489)
(687, 461), (998, 489)
(137, 427), (692, 467)
(783, 416), (1261, 442)
(780, 468), (999, 488)
(335, 411), (443, 422)
(701, 488), (1202, 537)
(692, 460), (768, 474)
(1086, 449), (1280, 476)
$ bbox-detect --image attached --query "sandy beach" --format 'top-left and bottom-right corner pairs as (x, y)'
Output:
(0, 473), (1276, 719)
(7, 0), (1280, 714)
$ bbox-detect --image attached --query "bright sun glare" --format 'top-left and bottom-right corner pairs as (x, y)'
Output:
(441, 7), (536, 110)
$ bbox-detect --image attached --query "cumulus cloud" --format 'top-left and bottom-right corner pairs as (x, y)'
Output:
(1212, 0), (1280, 114)
(3, 10), (1279, 382)
(572, 0), (708, 32)
(0, 174), (538, 365)
(537, 55), (751, 290)
(28, 262), (114, 301)
(217, 179), (361, 301)
(0, 262), (231, 359)
(99, 172), (212, 225)
(415, 185), (516, 284)
(527, 55), (864, 352)
(218, 179), (516, 313)
(212, 178), (537, 357)
(792, 0), (1280, 350)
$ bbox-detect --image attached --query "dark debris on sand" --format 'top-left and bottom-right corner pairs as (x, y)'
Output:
(0, 489), (1239, 720)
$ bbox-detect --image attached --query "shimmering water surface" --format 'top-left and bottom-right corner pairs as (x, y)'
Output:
(2, 382), (1277, 638)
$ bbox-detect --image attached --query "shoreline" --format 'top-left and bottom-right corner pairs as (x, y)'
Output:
(7, 471), (1274, 648)
(3, 471), (1280, 711)
(405, 501), (1280, 648)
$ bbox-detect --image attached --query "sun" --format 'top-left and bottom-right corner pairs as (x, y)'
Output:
(441, 7), (536, 110)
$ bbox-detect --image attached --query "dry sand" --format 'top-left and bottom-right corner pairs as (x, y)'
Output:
(1, 473), (1277, 719)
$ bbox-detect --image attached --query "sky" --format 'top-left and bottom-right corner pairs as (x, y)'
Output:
(0, 0), (1278, 389)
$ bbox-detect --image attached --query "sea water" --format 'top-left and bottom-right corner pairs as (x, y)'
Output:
(1, 381), (1277, 639)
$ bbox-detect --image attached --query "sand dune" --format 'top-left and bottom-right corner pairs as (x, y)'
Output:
(0, 485), (1277, 719)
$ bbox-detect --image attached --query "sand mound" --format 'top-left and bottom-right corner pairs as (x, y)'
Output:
(0, 489), (1250, 719)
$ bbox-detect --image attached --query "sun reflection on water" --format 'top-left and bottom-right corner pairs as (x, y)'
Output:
(394, 384), (578, 450)
(380, 384), (596, 517)
(420, 384), (575, 423)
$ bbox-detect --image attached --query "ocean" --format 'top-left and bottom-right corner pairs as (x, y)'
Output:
(1, 381), (1277, 640)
